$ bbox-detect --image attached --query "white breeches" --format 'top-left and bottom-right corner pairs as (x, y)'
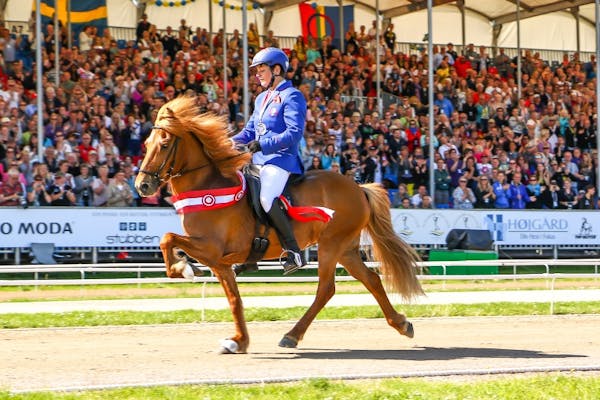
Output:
(259, 164), (290, 212)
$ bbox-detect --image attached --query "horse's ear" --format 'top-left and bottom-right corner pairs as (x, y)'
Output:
(166, 107), (175, 119)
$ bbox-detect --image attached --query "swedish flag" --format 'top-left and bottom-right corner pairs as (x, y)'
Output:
(34, 0), (107, 39)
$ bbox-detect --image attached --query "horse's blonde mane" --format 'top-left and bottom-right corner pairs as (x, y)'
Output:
(155, 96), (250, 178)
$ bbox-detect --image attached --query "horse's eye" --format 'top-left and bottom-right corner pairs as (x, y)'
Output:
(161, 143), (169, 149)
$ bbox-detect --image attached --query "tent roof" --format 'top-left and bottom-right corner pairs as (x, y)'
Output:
(258, 0), (596, 26)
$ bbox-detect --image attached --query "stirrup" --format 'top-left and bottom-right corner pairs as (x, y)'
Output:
(233, 262), (259, 276)
(281, 250), (306, 276)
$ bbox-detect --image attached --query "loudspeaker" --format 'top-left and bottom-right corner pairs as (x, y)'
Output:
(445, 229), (494, 251)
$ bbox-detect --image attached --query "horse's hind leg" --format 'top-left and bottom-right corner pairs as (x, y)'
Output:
(278, 245), (339, 348)
(339, 247), (414, 338)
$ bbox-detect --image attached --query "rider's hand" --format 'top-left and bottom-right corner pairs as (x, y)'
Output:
(232, 140), (246, 152)
(247, 140), (262, 154)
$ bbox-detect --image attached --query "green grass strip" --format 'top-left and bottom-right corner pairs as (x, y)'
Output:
(1, 301), (599, 329)
(1, 374), (600, 399)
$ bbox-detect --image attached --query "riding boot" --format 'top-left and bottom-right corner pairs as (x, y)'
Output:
(267, 198), (307, 275)
(232, 262), (259, 276)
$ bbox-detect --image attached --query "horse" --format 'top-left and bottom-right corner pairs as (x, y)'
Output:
(135, 96), (423, 354)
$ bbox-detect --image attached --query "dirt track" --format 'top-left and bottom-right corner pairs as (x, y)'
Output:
(1, 315), (599, 392)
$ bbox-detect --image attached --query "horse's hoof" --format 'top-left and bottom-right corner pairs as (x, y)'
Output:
(278, 335), (298, 348)
(219, 338), (239, 354)
(181, 263), (196, 280)
(190, 264), (204, 277)
(403, 321), (414, 339)
(233, 262), (259, 276)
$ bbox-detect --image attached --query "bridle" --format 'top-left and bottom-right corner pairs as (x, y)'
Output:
(139, 124), (245, 183)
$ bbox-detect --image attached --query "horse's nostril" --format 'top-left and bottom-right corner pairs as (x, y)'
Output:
(140, 182), (149, 192)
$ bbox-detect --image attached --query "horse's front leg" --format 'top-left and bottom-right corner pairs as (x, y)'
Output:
(160, 232), (206, 278)
(159, 233), (249, 353)
(212, 266), (250, 354)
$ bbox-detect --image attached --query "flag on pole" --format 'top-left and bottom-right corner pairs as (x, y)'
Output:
(298, 2), (354, 43)
(33, 0), (108, 39)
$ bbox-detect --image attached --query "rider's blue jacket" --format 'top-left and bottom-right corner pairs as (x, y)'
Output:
(232, 80), (306, 174)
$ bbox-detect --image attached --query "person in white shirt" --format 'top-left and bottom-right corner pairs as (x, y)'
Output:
(476, 154), (493, 178)
(78, 26), (94, 53)
(410, 184), (428, 208)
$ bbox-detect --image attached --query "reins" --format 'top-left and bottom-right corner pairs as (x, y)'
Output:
(139, 124), (247, 183)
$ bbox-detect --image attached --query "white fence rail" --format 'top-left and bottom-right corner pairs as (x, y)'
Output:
(0, 259), (599, 287)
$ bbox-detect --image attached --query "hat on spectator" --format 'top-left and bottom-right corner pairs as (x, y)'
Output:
(368, 145), (378, 151)
(352, 112), (361, 117)
(54, 171), (65, 178)
(1, 117), (10, 123)
(550, 179), (558, 185)
(526, 119), (536, 127)
(389, 124), (400, 131)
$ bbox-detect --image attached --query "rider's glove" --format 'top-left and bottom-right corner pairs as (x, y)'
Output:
(247, 140), (262, 154)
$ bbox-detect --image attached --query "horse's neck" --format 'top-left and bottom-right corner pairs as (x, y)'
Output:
(170, 167), (235, 195)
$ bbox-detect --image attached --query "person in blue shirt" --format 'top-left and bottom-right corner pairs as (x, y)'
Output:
(492, 171), (511, 208)
(232, 47), (307, 275)
(434, 92), (454, 117)
(508, 172), (535, 209)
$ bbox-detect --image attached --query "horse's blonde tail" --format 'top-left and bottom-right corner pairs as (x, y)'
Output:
(361, 183), (424, 301)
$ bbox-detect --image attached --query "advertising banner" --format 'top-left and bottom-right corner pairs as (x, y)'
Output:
(390, 209), (600, 246)
(1, 208), (598, 248)
(0, 208), (183, 248)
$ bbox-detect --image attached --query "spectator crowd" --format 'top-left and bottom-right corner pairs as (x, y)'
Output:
(0, 13), (599, 211)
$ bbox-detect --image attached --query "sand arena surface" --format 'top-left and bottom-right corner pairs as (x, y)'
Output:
(1, 315), (599, 392)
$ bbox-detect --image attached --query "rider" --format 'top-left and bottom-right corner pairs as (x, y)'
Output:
(232, 47), (308, 275)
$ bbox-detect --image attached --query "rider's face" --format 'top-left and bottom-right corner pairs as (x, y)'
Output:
(255, 64), (272, 88)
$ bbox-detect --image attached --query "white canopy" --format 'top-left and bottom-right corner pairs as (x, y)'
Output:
(3, 0), (598, 52)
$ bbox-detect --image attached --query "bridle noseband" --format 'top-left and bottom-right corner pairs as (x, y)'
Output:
(138, 126), (183, 183)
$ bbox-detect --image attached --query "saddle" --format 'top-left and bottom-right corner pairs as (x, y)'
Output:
(242, 164), (305, 263)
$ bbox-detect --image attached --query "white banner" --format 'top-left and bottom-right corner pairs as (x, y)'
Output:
(391, 209), (600, 246)
(0, 208), (183, 248)
(1, 208), (598, 248)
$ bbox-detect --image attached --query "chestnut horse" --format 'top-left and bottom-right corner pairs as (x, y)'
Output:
(135, 96), (423, 354)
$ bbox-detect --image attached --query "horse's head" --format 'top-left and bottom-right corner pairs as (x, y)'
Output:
(135, 96), (251, 197)
(135, 114), (181, 197)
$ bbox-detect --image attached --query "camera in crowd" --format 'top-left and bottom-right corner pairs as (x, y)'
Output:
(82, 188), (90, 206)
(51, 184), (72, 195)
